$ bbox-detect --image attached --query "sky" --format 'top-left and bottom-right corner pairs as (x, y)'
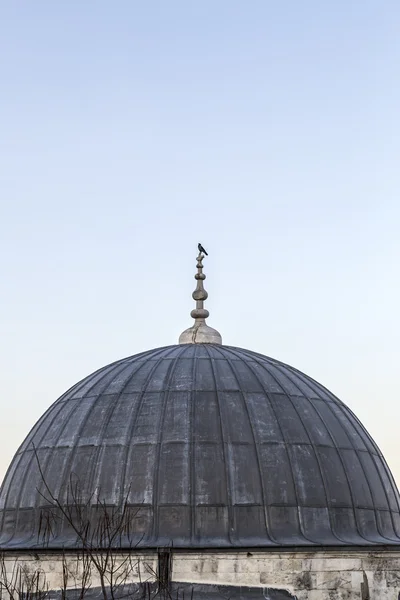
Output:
(0, 1), (400, 486)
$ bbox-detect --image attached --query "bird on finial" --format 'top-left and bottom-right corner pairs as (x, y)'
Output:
(198, 243), (208, 256)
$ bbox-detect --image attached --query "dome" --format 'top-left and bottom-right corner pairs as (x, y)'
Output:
(1, 343), (400, 549)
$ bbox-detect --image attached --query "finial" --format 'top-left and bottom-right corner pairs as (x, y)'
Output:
(179, 244), (222, 345)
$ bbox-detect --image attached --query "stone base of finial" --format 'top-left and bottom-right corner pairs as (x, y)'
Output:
(179, 320), (222, 345)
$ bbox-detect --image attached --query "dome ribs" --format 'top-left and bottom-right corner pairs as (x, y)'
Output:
(270, 361), (369, 545)
(151, 344), (190, 545)
(203, 345), (235, 546)
(210, 344), (279, 546)
(1, 344), (400, 549)
(220, 346), (313, 546)
(277, 360), (400, 544)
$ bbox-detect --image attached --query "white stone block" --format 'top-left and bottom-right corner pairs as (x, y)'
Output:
(315, 570), (352, 590)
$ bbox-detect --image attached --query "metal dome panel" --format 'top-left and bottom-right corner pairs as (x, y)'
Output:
(1, 344), (400, 549)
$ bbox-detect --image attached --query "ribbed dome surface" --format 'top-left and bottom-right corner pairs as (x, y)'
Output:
(1, 344), (400, 549)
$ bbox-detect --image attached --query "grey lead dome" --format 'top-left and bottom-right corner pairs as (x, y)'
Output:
(1, 343), (400, 549)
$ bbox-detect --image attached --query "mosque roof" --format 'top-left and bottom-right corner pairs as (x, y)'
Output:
(1, 248), (399, 549)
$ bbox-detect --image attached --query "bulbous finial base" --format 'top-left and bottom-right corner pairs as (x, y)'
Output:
(179, 321), (222, 345)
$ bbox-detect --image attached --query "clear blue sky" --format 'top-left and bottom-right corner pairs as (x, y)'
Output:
(1, 2), (400, 484)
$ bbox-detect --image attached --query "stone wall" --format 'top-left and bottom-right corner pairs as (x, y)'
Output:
(1, 549), (400, 599)
(173, 550), (400, 598)
(0, 551), (158, 598)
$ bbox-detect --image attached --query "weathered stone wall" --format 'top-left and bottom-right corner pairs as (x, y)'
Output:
(173, 550), (400, 598)
(1, 549), (400, 599)
(0, 552), (158, 597)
